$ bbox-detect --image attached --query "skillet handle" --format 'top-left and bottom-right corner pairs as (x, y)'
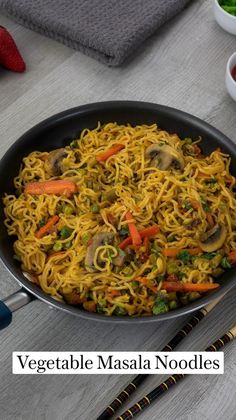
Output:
(0, 288), (33, 330)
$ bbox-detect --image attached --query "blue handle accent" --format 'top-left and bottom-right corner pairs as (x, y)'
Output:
(0, 301), (12, 330)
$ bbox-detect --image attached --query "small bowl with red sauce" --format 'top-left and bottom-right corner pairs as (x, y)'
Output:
(226, 52), (236, 101)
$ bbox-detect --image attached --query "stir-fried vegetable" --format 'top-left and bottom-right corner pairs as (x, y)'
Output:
(90, 204), (99, 213)
(125, 211), (142, 247)
(114, 306), (127, 316)
(152, 293), (169, 315)
(46, 251), (67, 262)
(25, 180), (77, 196)
(35, 215), (59, 239)
(53, 242), (62, 251)
(60, 226), (73, 239)
(221, 256), (232, 269)
(229, 250), (236, 263)
(96, 144), (125, 162)
(119, 225), (159, 249)
(163, 247), (201, 258)
(62, 204), (74, 215)
(161, 281), (220, 292)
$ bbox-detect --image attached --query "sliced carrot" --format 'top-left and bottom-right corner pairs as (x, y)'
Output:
(25, 180), (77, 196)
(188, 247), (202, 256)
(143, 237), (149, 254)
(64, 291), (85, 305)
(206, 213), (214, 227)
(166, 274), (178, 282)
(125, 211), (142, 247)
(39, 154), (48, 162)
(119, 225), (159, 249)
(193, 144), (202, 157)
(35, 215), (59, 239)
(119, 237), (132, 250)
(83, 301), (97, 312)
(135, 276), (148, 285)
(197, 172), (210, 178)
(190, 199), (200, 210)
(161, 281), (219, 293)
(229, 250), (236, 262)
(28, 273), (39, 285)
(109, 289), (121, 297)
(46, 251), (67, 262)
(163, 248), (181, 257)
(96, 144), (125, 162)
(139, 225), (160, 237)
(163, 247), (201, 257)
(135, 277), (157, 293)
(225, 176), (235, 185)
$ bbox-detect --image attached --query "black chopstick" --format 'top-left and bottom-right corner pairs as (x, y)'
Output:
(96, 295), (224, 420)
(116, 324), (236, 420)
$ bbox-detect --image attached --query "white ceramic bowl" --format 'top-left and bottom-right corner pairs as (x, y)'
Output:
(213, 0), (236, 35)
(225, 52), (236, 101)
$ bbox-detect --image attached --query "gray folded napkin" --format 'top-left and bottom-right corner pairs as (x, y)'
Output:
(0, 0), (191, 66)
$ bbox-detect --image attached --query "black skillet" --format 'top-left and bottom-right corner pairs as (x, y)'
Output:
(0, 101), (235, 330)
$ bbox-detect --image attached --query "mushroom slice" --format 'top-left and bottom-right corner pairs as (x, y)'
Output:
(64, 290), (84, 305)
(199, 224), (227, 253)
(47, 148), (68, 176)
(145, 143), (184, 171)
(112, 249), (126, 267)
(85, 232), (114, 272)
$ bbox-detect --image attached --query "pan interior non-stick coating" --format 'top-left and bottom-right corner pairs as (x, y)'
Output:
(0, 101), (235, 323)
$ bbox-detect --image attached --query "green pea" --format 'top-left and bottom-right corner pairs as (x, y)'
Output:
(131, 281), (139, 288)
(184, 137), (192, 144)
(90, 204), (99, 213)
(62, 204), (74, 215)
(123, 266), (133, 276)
(81, 233), (91, 245)
(53, 242), (62, 252)
(64, 241), (72, 249)
(180, 295), (189, 305)
(169, 300), (178, 310)
(189, 292), (201, 302)
(167, 262), (179, 274)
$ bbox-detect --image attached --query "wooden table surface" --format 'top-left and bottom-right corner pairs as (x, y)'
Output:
(0, 1), (236, 419)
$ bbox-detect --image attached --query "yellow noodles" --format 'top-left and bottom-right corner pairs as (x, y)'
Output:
(3, 122), (236, 316)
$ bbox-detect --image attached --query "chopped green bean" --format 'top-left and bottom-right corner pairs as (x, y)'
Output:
(114, 306), (127, 316)
(60, 226), (73, 239)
